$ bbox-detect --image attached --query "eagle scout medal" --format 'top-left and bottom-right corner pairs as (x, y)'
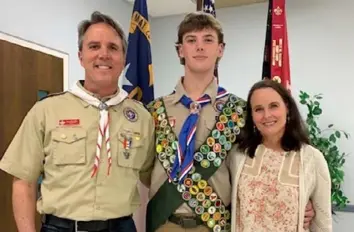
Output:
(123, 107), (138, 122)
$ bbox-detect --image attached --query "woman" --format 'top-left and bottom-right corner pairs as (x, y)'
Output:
(230, 80), (332, 231)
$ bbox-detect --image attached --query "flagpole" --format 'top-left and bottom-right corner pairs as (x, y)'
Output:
(197, 0), (203, 10)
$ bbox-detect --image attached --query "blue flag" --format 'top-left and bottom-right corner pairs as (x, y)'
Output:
(122, 0), (154, 105)
(203, 0), (216, 17)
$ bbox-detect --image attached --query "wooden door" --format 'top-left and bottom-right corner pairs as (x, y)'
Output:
(0, 38), (64, 232)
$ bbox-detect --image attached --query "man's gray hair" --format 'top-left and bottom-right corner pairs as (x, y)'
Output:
(77, 11), (127, 55)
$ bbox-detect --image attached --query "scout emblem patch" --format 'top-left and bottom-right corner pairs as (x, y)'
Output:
(213, 100), (225, 112)
(123, 107), (138, 122)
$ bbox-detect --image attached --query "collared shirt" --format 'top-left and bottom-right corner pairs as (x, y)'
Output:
(0, 84), (155, 220)
(149, 78), (232, 214)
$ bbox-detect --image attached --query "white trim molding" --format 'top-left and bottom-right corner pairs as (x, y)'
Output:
(0, 31), (69, 91)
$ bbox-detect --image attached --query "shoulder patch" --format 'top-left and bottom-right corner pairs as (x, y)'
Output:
(39, 91), (67, 101)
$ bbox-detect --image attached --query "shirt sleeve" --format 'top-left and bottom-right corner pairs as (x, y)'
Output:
(139, 114), (155, 188)
(310, 149), (333, 232)
(0, 102), (45, 183)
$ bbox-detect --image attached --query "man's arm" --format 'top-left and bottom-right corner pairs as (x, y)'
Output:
(139, 113), (156, 188)
(12, 177), (37, 232)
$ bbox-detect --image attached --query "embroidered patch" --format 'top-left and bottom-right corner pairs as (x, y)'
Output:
(123, 107), (138, 122)
(168, 116), (176, 128)
(213, 100), (225, 112)
(59, 119), (80, 126)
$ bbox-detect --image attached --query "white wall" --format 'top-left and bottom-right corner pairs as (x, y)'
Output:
(150, 0), (354, 230)
(0, 0), (133, 88)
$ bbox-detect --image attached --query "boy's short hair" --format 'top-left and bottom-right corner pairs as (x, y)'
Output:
(175, 11), (225, 65)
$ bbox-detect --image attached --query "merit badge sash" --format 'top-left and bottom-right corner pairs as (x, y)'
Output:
(146, 94), (247, 232)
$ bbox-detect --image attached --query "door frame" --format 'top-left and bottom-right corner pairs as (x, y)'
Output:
(0, 31), (69, 90)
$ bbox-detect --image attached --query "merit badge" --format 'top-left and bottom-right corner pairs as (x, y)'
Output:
(195, 205), (204, 215)
(158, 113), (166, 121)
(198, 180), (207, 189)
(184, 178), (193, 188)
(182, 191), (192, 201)
(202, 199), (212, 208)
(177, 184), (186, 193)
(213, 212), (221, 221)
(207, 152), (216, 161)
(213, 143), (221, 153)
(196, 192), (206, 202)
(213, 224), (221, 232)
(189, 185), (199, 195)
(201, 212), (210, 222)
(192, 173), (202, 182)
(219, 115), (228, 124)
(188, 198), (198, 208)
(213, 157), (222, 167)
(201, 159), (210, 168)
(123, 107), (138, 122)
(204, 186), (213, 196)
(231, 112), (238, 122)
(215, 122), (225, 132)
(194, 152), (204, 162)
(209, 193), (218, 202)
(168, 116), (176, 128)
(212, 129), (221, 139)
(213, 100), (225, 112)
(208, 206), (216, 215)
(200, 145), (210, 155)
(207, 137), (215, 147)
(223, 107), (232, 116)
(207, 219), (216, 228)
(215, 199), (222, 208)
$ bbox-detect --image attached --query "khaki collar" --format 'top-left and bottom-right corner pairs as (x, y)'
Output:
(172, 77), (218, 105)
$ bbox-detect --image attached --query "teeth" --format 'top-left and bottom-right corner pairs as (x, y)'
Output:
(97, 65), (110, 69)
(264, 122), (275, 126)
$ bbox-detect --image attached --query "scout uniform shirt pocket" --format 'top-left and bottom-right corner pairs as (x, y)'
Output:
(51, 128), (87, 165)
(117, 131), (145, 170)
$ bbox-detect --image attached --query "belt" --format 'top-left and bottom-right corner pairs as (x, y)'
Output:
(168, 214), (203, 228)
(44, 214), (132, 231)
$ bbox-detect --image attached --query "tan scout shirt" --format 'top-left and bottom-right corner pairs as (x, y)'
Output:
(149, 78), (231, 214)
(0, 88), (155, 221)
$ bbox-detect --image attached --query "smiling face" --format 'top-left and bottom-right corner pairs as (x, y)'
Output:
(178, 28), (224, 74)
(78, 22), (125, 92)
(250, 87), (288, 141)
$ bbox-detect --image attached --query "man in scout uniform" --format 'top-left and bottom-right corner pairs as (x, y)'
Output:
(0, 11), (154, 232)
(145, 12), (315, 232)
